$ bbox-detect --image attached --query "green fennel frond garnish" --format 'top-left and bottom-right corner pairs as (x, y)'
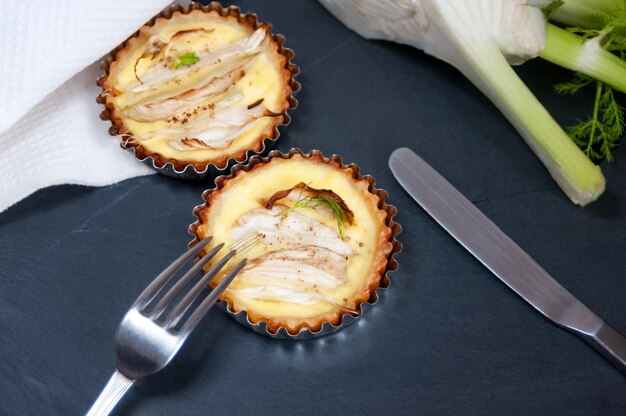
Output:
(266, 183), (354, 238)
(172, 52), (200, 69)
(555, 6), (626, 163)
(280, 194), (350, 238)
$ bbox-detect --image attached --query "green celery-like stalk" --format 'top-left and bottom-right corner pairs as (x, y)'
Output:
(318, 0), (607, 205)
(441, 22), (605, 205)
(552, 0), (624, 28)
(470, 61), (605, 206)
(539, 24), (626, 94)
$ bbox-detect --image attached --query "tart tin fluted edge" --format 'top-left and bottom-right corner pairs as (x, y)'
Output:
(96, 1), (301, 180)
(188, 148), (402, 340)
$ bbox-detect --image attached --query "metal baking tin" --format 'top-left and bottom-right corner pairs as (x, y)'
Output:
(96, 2), (301, 180)
(188, 148), (402, 339)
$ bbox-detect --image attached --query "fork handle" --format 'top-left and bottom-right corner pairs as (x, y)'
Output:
(86, 370), (135, 416)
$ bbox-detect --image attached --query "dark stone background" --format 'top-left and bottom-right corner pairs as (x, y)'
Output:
(0, 1), (624, 415)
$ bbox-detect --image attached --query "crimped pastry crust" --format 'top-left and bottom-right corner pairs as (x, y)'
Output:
(98, 2), (298, 173)
(189, 149), (394, 335)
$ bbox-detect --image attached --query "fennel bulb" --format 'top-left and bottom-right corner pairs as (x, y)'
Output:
(319, 0), (607, 206)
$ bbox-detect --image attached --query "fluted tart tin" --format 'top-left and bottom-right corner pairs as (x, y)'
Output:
(188, 148), (402, 339)
(97, 2), (300, 180)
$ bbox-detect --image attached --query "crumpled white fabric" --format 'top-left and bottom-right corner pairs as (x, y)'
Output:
(0, 0), (176, 213)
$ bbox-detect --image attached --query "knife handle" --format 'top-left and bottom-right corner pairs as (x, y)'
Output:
(578, 323), (626, 375)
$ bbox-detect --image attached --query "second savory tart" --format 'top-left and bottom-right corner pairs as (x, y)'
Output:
(190, 150), (395, 335)
(99, 3), (297, 174)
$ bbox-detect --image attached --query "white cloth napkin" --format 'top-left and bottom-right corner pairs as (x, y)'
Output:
(0, 0), (176, 213)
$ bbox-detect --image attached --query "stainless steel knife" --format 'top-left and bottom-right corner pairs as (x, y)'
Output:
(389, 147), (626, 374)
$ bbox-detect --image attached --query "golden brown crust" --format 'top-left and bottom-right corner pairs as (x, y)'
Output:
(189, 149), (400, 335)
(97, 2), (300, 173)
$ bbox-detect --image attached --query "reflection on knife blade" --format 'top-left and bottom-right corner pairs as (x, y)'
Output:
(389, 147), (626, 375)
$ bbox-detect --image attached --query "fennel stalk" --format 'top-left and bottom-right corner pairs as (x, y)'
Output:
(540, 24), (626, 94)
(319, 0), (605, 205)
(549, 0), (625, 28)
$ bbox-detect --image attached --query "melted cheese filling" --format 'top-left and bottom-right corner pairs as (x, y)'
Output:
(199, 157), (382, 320)
(107, 12), (286, 161)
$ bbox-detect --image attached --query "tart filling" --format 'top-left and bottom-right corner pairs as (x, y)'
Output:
(100, 7), (294, 171)
(192, 153), (393, 334)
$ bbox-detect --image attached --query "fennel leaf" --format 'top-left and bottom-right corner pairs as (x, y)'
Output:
(172, 52), (200, 69)
(554, 6), (626, 163)
(279, 190), (350, 238)
(566, 82), (624, 162)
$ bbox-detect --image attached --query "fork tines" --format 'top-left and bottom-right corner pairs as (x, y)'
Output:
(132, 233), (260, 333)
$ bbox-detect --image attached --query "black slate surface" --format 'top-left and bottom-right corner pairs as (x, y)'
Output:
(1, 1), (624, 415)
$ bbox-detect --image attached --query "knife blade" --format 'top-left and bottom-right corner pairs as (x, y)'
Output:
(389, 147), (626, 374)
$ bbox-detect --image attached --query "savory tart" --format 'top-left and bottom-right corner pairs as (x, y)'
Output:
(99, 4), (297, 173)
(191, 151), (394, 335)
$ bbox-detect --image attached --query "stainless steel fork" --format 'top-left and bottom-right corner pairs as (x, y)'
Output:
(86, 234), (258, 416)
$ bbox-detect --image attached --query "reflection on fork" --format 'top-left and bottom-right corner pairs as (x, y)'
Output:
(85, 233), (259, 416)
(229, 232), (262, 258)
